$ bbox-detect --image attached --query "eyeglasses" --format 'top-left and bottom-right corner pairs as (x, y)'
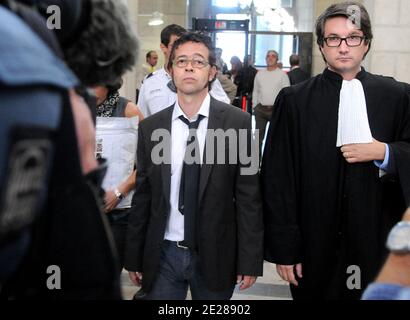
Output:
(324, 36), (366, 47)
(173, 57), (210, 69)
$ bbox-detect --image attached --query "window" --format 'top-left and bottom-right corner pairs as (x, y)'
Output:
(254, 34), (296, 69)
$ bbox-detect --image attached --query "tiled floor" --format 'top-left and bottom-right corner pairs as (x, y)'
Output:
(121, 261), (292, 300)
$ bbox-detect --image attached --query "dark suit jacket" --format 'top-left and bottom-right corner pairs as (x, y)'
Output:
(288, 67), (310, 85)
(124, 97), (264, 293)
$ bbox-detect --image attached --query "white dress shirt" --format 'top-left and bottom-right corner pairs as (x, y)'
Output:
(138, 67), (230, 118)
(164, 94), (210, 241)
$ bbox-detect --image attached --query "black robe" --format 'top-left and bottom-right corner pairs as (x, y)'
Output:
(261, 68), (410, 300)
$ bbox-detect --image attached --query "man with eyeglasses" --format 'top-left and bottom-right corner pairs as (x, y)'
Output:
(261, 1), (410, 300)
(137, 24), (230, 118)
(124, 32), (263, 300)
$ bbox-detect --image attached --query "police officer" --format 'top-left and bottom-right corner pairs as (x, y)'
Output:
(1, 0), (138, 299)
(0, 1), (77, 287)
(138, 24), (231, 118)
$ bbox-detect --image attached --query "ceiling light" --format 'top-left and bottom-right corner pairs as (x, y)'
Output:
(148, 11), (164, 26)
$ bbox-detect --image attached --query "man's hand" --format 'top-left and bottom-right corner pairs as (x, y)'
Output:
(129, 271), (143, 286)
(341, 139), (386, 164)
(276, 263), (303, 286)
(236, 275), (257, 290)
(104, 190), (119, 213)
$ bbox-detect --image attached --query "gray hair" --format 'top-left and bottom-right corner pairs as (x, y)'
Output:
(64, 0), (139, 87)
(267, 50), (279, 59)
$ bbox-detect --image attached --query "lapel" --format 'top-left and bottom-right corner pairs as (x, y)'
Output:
(159, 106), (174, 207)
(198, 98), (225, 205)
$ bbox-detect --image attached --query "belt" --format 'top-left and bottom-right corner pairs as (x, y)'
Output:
(164, 239), (190, 250)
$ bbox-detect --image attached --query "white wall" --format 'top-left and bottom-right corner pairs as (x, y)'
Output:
(119, 0), (139, 103)
(121, 0), (410, 85)
(365, 0), (410, 83)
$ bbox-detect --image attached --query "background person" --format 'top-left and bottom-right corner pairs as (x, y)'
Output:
(94, 80), (144, 270)
(287, 54), (310, 85)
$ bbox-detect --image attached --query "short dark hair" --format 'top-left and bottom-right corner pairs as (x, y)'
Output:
(160, 24), (186, 47)
(289, 54), (300, 67)
(167, 32), (216, 71)
(315, 1), (373, 50)
(146, 50), (156, 60)
(167, 32), (216, 89)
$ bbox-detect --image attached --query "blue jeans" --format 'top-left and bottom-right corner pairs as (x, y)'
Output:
(144, 240), (234, 300)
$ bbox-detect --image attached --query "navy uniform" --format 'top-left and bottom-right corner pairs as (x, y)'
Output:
(0, 4), (77, 282)
(138, 67), (231, 117)
(0, 5), (121, 299)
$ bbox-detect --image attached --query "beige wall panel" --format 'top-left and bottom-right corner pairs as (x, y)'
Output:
(374, 0), (400, 26)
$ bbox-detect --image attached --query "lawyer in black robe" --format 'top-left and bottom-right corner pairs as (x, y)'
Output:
(261, 68), (410, 300)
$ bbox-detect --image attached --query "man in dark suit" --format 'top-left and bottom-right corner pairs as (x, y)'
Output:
(287, 54), (310, 85)
(124, 32), (263, 300)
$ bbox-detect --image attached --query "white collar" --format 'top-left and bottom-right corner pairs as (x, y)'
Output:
(336, 78), (373, 147)
(158, 67), (172, 80)
(172, 94), (210, 122)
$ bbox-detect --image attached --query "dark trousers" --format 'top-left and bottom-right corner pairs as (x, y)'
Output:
(144, 240), (235, 300)
(107, 209), (130, 271)
(254, 105), (273, 159)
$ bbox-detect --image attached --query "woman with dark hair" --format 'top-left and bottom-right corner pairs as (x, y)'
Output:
(228, 56), (245, 108)
(229, 56), (243, 83)
(95, 81), (144, 271)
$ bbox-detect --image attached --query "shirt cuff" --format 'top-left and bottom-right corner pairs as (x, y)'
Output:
(374, 144), (390, 170)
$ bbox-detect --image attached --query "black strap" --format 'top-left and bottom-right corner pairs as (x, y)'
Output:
(167, 80), (177, 93)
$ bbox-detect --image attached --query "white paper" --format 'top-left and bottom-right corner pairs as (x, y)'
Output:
(96, 116), (139, 209)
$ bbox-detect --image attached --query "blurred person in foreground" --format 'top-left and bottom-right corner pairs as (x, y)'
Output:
(0, 0), (138, 299)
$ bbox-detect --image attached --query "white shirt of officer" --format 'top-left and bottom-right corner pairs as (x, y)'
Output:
(138, 67), (230, 118)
